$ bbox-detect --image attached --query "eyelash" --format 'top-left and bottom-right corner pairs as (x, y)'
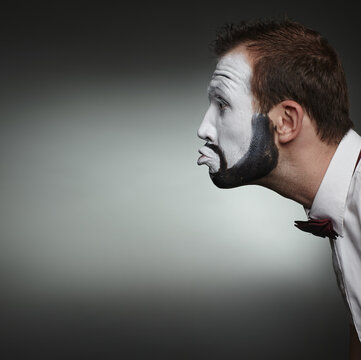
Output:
(216, 96), (229, 112)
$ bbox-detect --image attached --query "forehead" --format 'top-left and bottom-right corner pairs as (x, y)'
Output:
(209, 52), (252, 91)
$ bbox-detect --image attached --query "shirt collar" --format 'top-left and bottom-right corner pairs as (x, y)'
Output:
(306, 129), (361, 237)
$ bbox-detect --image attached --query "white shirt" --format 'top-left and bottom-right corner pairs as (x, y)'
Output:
(305, 129), (361, 341)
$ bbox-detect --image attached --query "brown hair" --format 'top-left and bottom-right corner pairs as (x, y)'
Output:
(211, 18), (353, 143)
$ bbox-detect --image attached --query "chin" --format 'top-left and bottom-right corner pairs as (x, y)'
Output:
(209, 171), (245, 189)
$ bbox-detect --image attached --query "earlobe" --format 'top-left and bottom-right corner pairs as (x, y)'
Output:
(270, 100), (304, 144)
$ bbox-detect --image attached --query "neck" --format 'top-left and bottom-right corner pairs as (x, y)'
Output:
(256, 135), (338, 209)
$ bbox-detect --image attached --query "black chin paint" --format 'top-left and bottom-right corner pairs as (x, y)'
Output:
(208, 113), (279, 189)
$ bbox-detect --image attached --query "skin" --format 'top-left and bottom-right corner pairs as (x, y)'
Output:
(197, 53), (278, 188)
(198, 50), (336, 208)
(197, 50), (361, 355)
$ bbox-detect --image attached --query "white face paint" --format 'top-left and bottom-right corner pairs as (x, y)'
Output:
(197, 52), (279, 188)
(197, 53), (254, 174)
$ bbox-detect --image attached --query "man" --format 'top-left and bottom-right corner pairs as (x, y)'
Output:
(197, 19), (361, 358)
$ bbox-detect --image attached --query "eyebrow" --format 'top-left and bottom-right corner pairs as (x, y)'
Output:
(207, 84), (228, 101)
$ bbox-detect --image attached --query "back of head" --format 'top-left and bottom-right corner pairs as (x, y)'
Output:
(212, 18), (353, 144)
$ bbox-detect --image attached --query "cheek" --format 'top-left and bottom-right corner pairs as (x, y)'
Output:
(218, 110), (254, 167)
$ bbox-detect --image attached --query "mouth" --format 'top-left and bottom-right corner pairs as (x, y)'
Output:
(197, 145), (216, 166)
(197, 153), (208, 165)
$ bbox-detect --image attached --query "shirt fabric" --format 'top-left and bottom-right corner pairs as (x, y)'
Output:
(305, 129), (361, 341)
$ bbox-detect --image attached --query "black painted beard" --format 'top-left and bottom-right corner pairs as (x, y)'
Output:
(206, 113), (279, 189)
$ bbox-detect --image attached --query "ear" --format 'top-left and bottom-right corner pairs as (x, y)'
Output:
(268, 100), (304, 144)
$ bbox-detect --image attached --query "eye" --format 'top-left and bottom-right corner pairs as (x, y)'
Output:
(216, 96), (229, 113)
(218, 102), (227, 112)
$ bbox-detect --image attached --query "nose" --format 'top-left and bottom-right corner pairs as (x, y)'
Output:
(197, 107), (216, 142)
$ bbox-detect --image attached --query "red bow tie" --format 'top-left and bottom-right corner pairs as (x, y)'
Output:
(294, 149), (361, 240)
(294, 218), (338, 240)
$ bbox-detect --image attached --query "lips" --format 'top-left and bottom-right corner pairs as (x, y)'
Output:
(197, 154), (208, 165)
(197, 145), (217, 165)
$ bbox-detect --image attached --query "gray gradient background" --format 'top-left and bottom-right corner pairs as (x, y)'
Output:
(1, 1), (361, 359)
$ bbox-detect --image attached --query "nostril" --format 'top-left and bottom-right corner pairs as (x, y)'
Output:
(198, 125), (215, 142)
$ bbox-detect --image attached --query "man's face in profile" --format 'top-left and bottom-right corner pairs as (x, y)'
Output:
(197, 52), (279, 188)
